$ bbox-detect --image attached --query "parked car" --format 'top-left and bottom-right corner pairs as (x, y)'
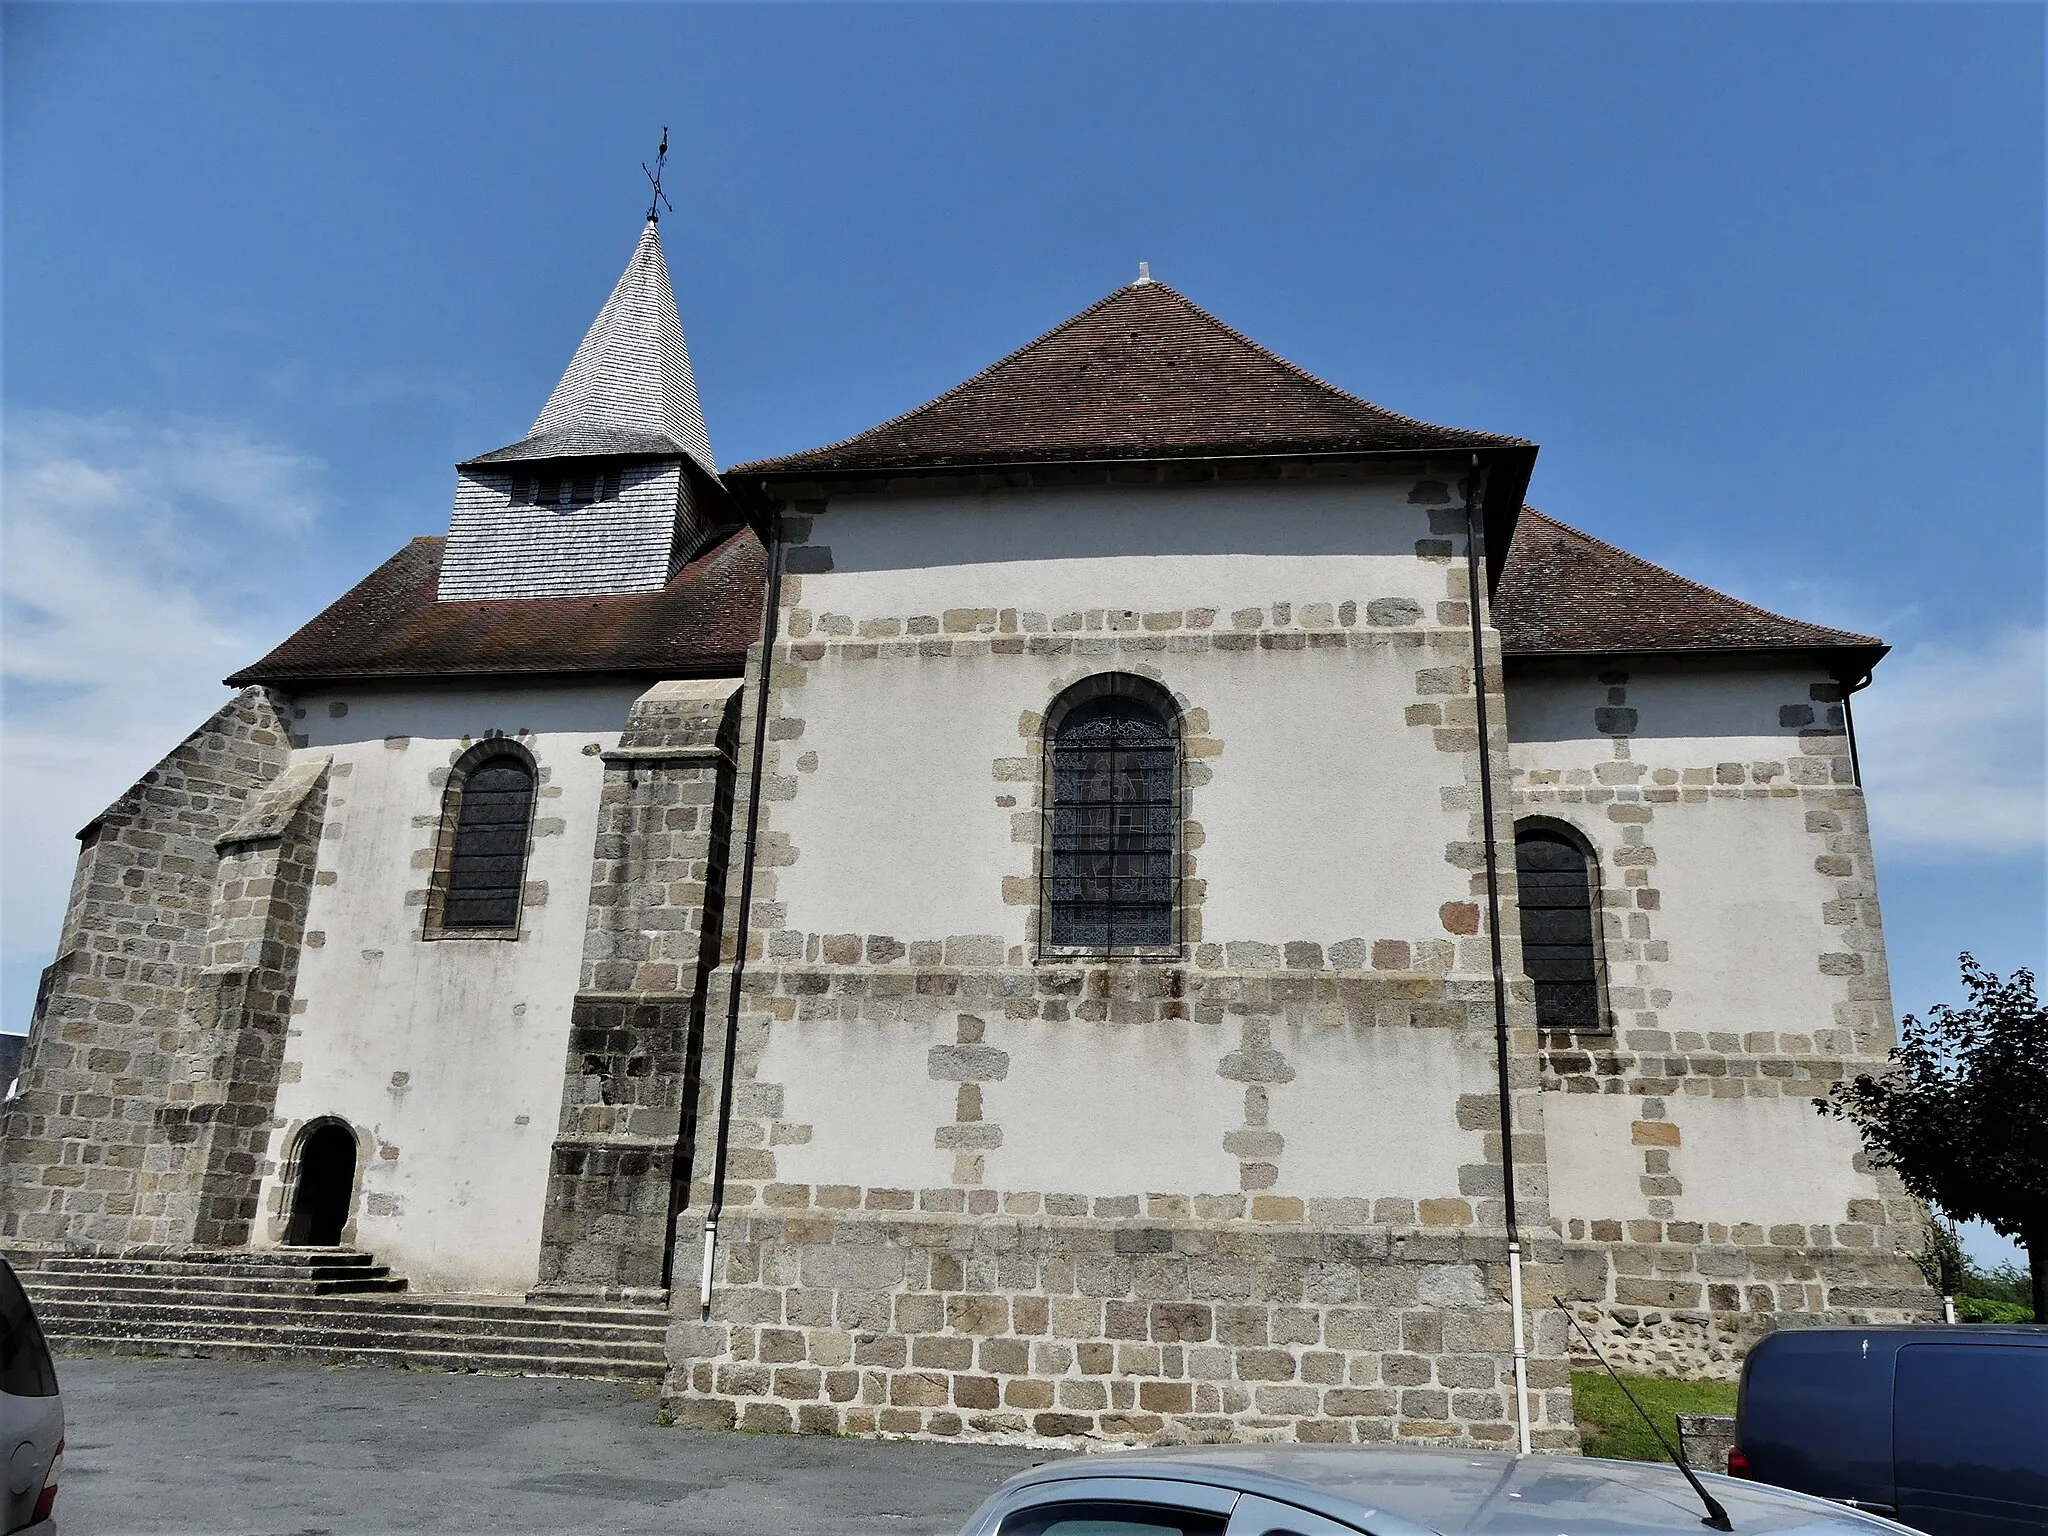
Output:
(1732, 1325), (2048, 1535)
(0, 1257), (61, 1535)
(957, 1443), (1926, 1535)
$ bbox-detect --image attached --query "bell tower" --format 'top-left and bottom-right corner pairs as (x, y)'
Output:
(438, 199), (723, 601)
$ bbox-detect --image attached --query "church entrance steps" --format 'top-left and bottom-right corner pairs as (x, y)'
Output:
(11, 1251), (669, 1381)
(30, 1248), (407, 1296)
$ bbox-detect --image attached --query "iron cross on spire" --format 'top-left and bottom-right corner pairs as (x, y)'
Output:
(643, 127), (673, 224)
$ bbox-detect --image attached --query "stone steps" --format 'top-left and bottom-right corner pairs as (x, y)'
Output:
(32, 1261), (408, 1297)
(12, 1250), (670, 1382)
(46, 1332), (665, 1380)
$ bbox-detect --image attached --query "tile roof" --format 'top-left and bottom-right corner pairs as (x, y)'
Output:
(733, 278), (1526, 475)
(460, 220), (717, 473)
(1494, 508), (1884, 662)
(225, 526), (763, 687)
(228, 507), (1880, 690)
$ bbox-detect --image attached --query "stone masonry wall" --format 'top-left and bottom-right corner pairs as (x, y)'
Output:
(670, 1200), (1575, 1449)
(1509, 663), (1936, 1378)
(536, 679), (742, 1297)
(157, 758), (330, 1248)
(664, 474), (1579, 1448)
(671, 959), (1577, 1449)
(0, 689), (295, 1250)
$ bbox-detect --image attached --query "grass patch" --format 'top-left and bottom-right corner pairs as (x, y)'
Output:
(1572, 1370), (1737, 1463)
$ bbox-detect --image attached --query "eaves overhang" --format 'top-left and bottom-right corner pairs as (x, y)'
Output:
(1503, 641), (1891, 687)
(724, 441), (1539, 593)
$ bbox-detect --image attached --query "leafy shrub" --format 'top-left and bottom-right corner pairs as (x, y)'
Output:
(1957, 1296), (2035, 1324)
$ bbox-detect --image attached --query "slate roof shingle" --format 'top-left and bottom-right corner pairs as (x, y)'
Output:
(225, 526), (764, 687)
(733, 279), (1528, 475)
(458, 220), (717, 474)
(1493, 508), (1884, 663)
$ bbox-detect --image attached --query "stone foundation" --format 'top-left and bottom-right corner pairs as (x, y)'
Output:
(666, 1204), (1579, 1449)
(1559, 1233), (1936, 1380)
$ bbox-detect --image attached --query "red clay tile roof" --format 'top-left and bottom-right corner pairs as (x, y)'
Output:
(1494, 508), (1884, 662)
(225, 527), (764, 687)
(733, 280), (1526, 475)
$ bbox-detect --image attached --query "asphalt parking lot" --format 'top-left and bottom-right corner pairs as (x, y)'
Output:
(53, 1353), (1056, 1535)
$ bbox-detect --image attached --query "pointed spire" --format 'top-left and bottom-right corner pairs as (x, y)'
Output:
(462, 221), (716, 473)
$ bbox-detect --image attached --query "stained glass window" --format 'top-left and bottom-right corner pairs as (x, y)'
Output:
(1515, 826), (1602, 1030)
(1047, 687), (1177, 951)
(442, 754), (534, 930)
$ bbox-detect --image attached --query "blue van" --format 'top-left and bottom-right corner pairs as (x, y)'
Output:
(1732, 1326), (2048, 1535)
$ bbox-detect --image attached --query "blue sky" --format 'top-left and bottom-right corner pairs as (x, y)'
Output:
(5, 6), (2041, 1261)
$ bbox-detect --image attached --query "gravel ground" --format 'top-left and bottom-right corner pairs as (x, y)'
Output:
(52, 1352), (1058, 1535)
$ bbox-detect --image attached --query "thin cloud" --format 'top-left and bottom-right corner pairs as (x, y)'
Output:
(1855, 626), (2047, 860)
(1, 411), (324, 965)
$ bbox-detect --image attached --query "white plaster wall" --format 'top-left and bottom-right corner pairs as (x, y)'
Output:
(1506, 664), (1827, 777)
(1512, 662), (1886, 1229)
(984, 1018), (1244, 1196)
(1650, 793), (1848, 1040)
(808, 481), (1452, 619)
(1543, 1094), (1645, 1225)
(757, 1017), (958, 1193)
(1667, 1096), (1876, 1228)
(1267, 1026), (1495, 1201)
(1544, 1090), (1882, 1228)
(256, 682), (644, 1294)
(777, 481), (1472, 950)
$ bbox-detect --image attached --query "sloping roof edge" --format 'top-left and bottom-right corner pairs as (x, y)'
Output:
(732, 280), (1528, 475)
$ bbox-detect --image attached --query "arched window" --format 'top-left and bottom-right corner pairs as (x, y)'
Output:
(1043, 675), (1180, 954)
(1514, 821), (1605, 1031)
(428, 743), (536, 936)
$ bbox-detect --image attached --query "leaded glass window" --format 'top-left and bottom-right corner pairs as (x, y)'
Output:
(1045, 684), (1178, 952)
(1515, 825), (1603, 1030)
(442, 753), (534, 930)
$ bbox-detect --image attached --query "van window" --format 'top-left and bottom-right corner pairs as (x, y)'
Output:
(0, 1258), (59, 1398)
(1895, 1343), (2048, 1531)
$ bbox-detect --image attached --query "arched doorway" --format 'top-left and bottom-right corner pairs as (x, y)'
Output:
(286, 1121), (357, 1247)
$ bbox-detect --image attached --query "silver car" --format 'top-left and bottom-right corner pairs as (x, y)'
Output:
(0, 1259), (62, 1536)
(957, 1444), (1927, 1536)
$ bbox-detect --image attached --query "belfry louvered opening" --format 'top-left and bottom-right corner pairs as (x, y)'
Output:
(1041, 673), (1182, 957)
(509, 467), (623, 509)
(429, 743), (537, 936)
(1514, 820), (1607, 1031)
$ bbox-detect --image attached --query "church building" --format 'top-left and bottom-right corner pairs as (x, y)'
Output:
(0, 210), (1934, 1448)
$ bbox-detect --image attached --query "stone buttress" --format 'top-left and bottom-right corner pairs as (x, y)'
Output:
(533, 679), (744, 1298)
(0, 689), (320, 1252)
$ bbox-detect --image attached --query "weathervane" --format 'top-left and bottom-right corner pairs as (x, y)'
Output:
(643, 127), (673, 224)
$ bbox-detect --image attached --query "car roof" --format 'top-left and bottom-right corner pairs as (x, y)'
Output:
(1748, 1325), (2048, 1361)
(1003, 1446), (1920, 1536)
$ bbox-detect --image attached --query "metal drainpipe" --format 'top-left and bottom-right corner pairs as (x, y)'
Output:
(1462, 458), (1533, 1456)
(1842, 669), (1873, 787)
(698, 503), (784, 1322)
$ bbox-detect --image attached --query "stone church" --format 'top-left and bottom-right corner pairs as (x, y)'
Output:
(0, 212), (1933, 1449)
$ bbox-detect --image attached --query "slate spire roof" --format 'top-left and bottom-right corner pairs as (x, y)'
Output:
(1493, 508), (1885, 666)
(461, 220), (716, 472)
(733, 277), (1526, 475)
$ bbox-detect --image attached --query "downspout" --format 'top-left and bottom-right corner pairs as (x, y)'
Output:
(1841, 669), (1873, 787)
(1463, 457), (1533, 1457)
(698, 501), (784, 1322)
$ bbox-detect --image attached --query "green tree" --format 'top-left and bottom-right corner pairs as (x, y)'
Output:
(1818, 955), (2047, 1322)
